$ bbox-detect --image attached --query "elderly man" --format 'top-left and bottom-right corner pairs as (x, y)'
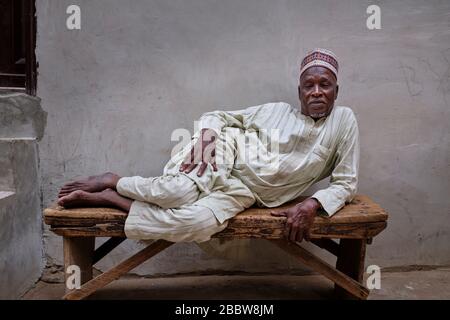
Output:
(58, 48), (359, 244)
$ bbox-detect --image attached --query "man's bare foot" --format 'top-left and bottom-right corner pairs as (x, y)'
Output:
(57, 188), (132, 212)
(59, 172), (120, 198)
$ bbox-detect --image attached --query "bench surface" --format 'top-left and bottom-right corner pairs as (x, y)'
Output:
(44, 195), (388, 240)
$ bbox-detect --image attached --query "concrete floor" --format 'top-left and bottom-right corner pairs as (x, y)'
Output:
(22, 267), (450, 300)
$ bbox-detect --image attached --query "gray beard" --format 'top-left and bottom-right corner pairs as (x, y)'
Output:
(310, 112), (328, 119)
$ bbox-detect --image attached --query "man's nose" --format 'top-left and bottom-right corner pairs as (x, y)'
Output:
(312, 85), (322, 96)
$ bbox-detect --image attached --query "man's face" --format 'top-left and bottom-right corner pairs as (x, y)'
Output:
(299, 66), (339, 119)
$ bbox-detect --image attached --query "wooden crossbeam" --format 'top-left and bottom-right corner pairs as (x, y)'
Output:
(63, 240), (173, 300)
(271, 240), (369, 300)
(93, 237), (126, 265)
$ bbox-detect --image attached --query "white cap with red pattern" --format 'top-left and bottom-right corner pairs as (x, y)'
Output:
(300, 48), (339, 78)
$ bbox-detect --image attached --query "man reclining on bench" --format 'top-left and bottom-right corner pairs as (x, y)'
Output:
(58, 48), (359, 244)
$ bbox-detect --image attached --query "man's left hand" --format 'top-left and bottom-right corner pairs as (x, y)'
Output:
(270, 198), (321, 243)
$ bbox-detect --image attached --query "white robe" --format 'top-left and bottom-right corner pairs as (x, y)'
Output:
(117, 102), (359, 244)
(197, 102), (360, 216)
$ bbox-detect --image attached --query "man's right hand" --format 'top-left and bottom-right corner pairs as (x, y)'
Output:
(179, 128), (218, 177)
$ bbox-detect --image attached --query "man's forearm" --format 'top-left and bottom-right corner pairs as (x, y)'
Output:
(308, 197), (322, 211)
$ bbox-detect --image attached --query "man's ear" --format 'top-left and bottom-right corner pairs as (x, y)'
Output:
(335, 84), (339, 100)
(298, 85), (302, 99)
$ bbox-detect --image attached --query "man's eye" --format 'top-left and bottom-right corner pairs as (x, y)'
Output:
(321, 82), (330, 87)
(304, 83), (313, 88)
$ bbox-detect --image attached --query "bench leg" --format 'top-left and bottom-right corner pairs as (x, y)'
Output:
(334, 239), (367, 299)
(63, 239), (173, 300)
(63, 237), (95, 294)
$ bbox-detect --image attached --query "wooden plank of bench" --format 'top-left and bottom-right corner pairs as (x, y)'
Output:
(45, 195), (388, 240)
(237, 195), (387, 224)
(272, 240), (369, 300)
(51, 224), (125, 237)
(63, 239), (173, 300)
(50, 220), (387, 240)
(217, 220), (387, 239)
(44, 195), (388, 227)
(44, 206), (127, 226)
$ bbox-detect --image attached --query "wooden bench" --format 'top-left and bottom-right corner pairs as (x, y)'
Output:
(44, 194), (388, 300)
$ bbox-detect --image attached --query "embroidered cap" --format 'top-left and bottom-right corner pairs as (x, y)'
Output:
(300, 48), (339, 78)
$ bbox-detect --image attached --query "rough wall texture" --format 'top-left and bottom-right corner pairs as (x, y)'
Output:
(0, 94), (46, 298)
(36, 0), (450, 275)
(0, 94), (46, 140)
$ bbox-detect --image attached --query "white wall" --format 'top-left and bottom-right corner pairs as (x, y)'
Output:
(36, 0), (450, 275)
